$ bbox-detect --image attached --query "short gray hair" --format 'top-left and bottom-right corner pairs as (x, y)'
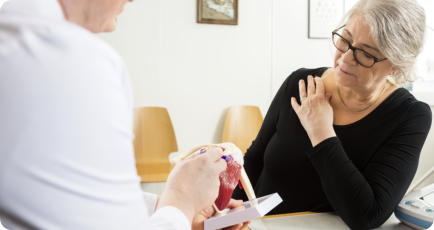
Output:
(343, 0), (426, 86)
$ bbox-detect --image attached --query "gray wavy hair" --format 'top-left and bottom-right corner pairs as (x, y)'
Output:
(343, 0), (426, 86)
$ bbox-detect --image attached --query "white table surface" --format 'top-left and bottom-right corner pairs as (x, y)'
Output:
(249, 212), (433, 230)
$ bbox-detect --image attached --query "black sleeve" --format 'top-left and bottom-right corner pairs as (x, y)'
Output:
(232, 70), (298, 200)
(306, 102), (432, 230)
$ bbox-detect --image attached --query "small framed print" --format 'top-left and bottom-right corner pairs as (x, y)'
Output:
(197, 0), (238, 25)
(308, 0), (344, 39)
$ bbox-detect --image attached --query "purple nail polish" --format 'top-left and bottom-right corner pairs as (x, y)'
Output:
(221, 155), (232, 162)
(199, 148), (207, 154)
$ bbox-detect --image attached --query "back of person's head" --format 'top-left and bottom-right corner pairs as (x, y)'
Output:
(343, 0), (426, 86)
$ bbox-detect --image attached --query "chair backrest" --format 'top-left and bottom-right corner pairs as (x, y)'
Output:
(133, 107), (178, 182)
(221, 105), (263, 155)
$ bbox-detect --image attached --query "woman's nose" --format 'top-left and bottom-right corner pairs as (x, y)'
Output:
(341, 48), (358, 66)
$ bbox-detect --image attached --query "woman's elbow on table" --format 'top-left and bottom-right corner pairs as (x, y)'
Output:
(341, 208), (392, 230)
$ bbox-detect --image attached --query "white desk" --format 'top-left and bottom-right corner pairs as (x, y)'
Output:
(249, 212), (433, 230)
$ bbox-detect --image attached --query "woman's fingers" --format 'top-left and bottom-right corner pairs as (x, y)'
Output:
(314, 77), (324, 96)
(299, 79), (307, 102)
(291, 97), (301, 115)
(299, 75), (320, 104)
(307, 75), (315, 96)
(295, 76), (324, 113)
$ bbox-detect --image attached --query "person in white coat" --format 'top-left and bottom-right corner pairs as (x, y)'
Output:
(0, 0), (247, 229)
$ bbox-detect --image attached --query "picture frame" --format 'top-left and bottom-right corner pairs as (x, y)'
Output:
(197, 0), (238, 25)
(308, 0), (344, 39)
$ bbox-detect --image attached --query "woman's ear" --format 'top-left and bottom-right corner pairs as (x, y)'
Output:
(390, 66), (400, 76)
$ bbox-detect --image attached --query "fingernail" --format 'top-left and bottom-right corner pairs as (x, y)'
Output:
(221, 155), (232, 162)
(198, 147), (208, 155)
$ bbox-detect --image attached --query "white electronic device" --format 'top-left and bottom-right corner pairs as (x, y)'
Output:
(395, 167), (434, 229)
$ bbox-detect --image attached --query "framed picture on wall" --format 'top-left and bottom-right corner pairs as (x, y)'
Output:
(197, 0), (238, 25)
(308, 0), (344, 39)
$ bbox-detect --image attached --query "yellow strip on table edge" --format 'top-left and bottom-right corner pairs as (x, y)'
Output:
(262, 212), (316, 219)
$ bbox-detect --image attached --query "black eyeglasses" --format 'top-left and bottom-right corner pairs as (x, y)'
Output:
(332, 26), (387, 68)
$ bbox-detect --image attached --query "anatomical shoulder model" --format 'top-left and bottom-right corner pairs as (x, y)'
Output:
(170, 143), (257, 213)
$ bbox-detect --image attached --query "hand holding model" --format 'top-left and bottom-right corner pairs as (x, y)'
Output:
(158, 146), (227, 222)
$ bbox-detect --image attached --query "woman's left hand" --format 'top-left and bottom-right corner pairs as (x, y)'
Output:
(291, 75), (336, 147)
(192, 199), (251, 230)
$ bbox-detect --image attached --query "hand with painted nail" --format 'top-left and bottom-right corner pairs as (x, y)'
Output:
(290, 75), (336, 147)
(192, 143), (244, 212)
(158, 146), (227, 223)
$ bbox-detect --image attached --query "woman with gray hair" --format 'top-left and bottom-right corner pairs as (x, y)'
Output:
(233, 0), (432, 229)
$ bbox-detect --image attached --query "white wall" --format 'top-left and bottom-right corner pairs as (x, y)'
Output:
(100, 0), (433, 183)
(271, 0), (334, 92)
(100, 0), (273, 150)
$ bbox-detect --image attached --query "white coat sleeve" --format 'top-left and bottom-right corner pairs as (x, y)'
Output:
(143, 192), (191, 230)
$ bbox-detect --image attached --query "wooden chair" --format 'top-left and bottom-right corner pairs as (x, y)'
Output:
(221, 106), (263, 155)
(133, 107), (178, 182)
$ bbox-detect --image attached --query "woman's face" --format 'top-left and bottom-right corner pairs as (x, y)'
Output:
(333, 15), (396, 91)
